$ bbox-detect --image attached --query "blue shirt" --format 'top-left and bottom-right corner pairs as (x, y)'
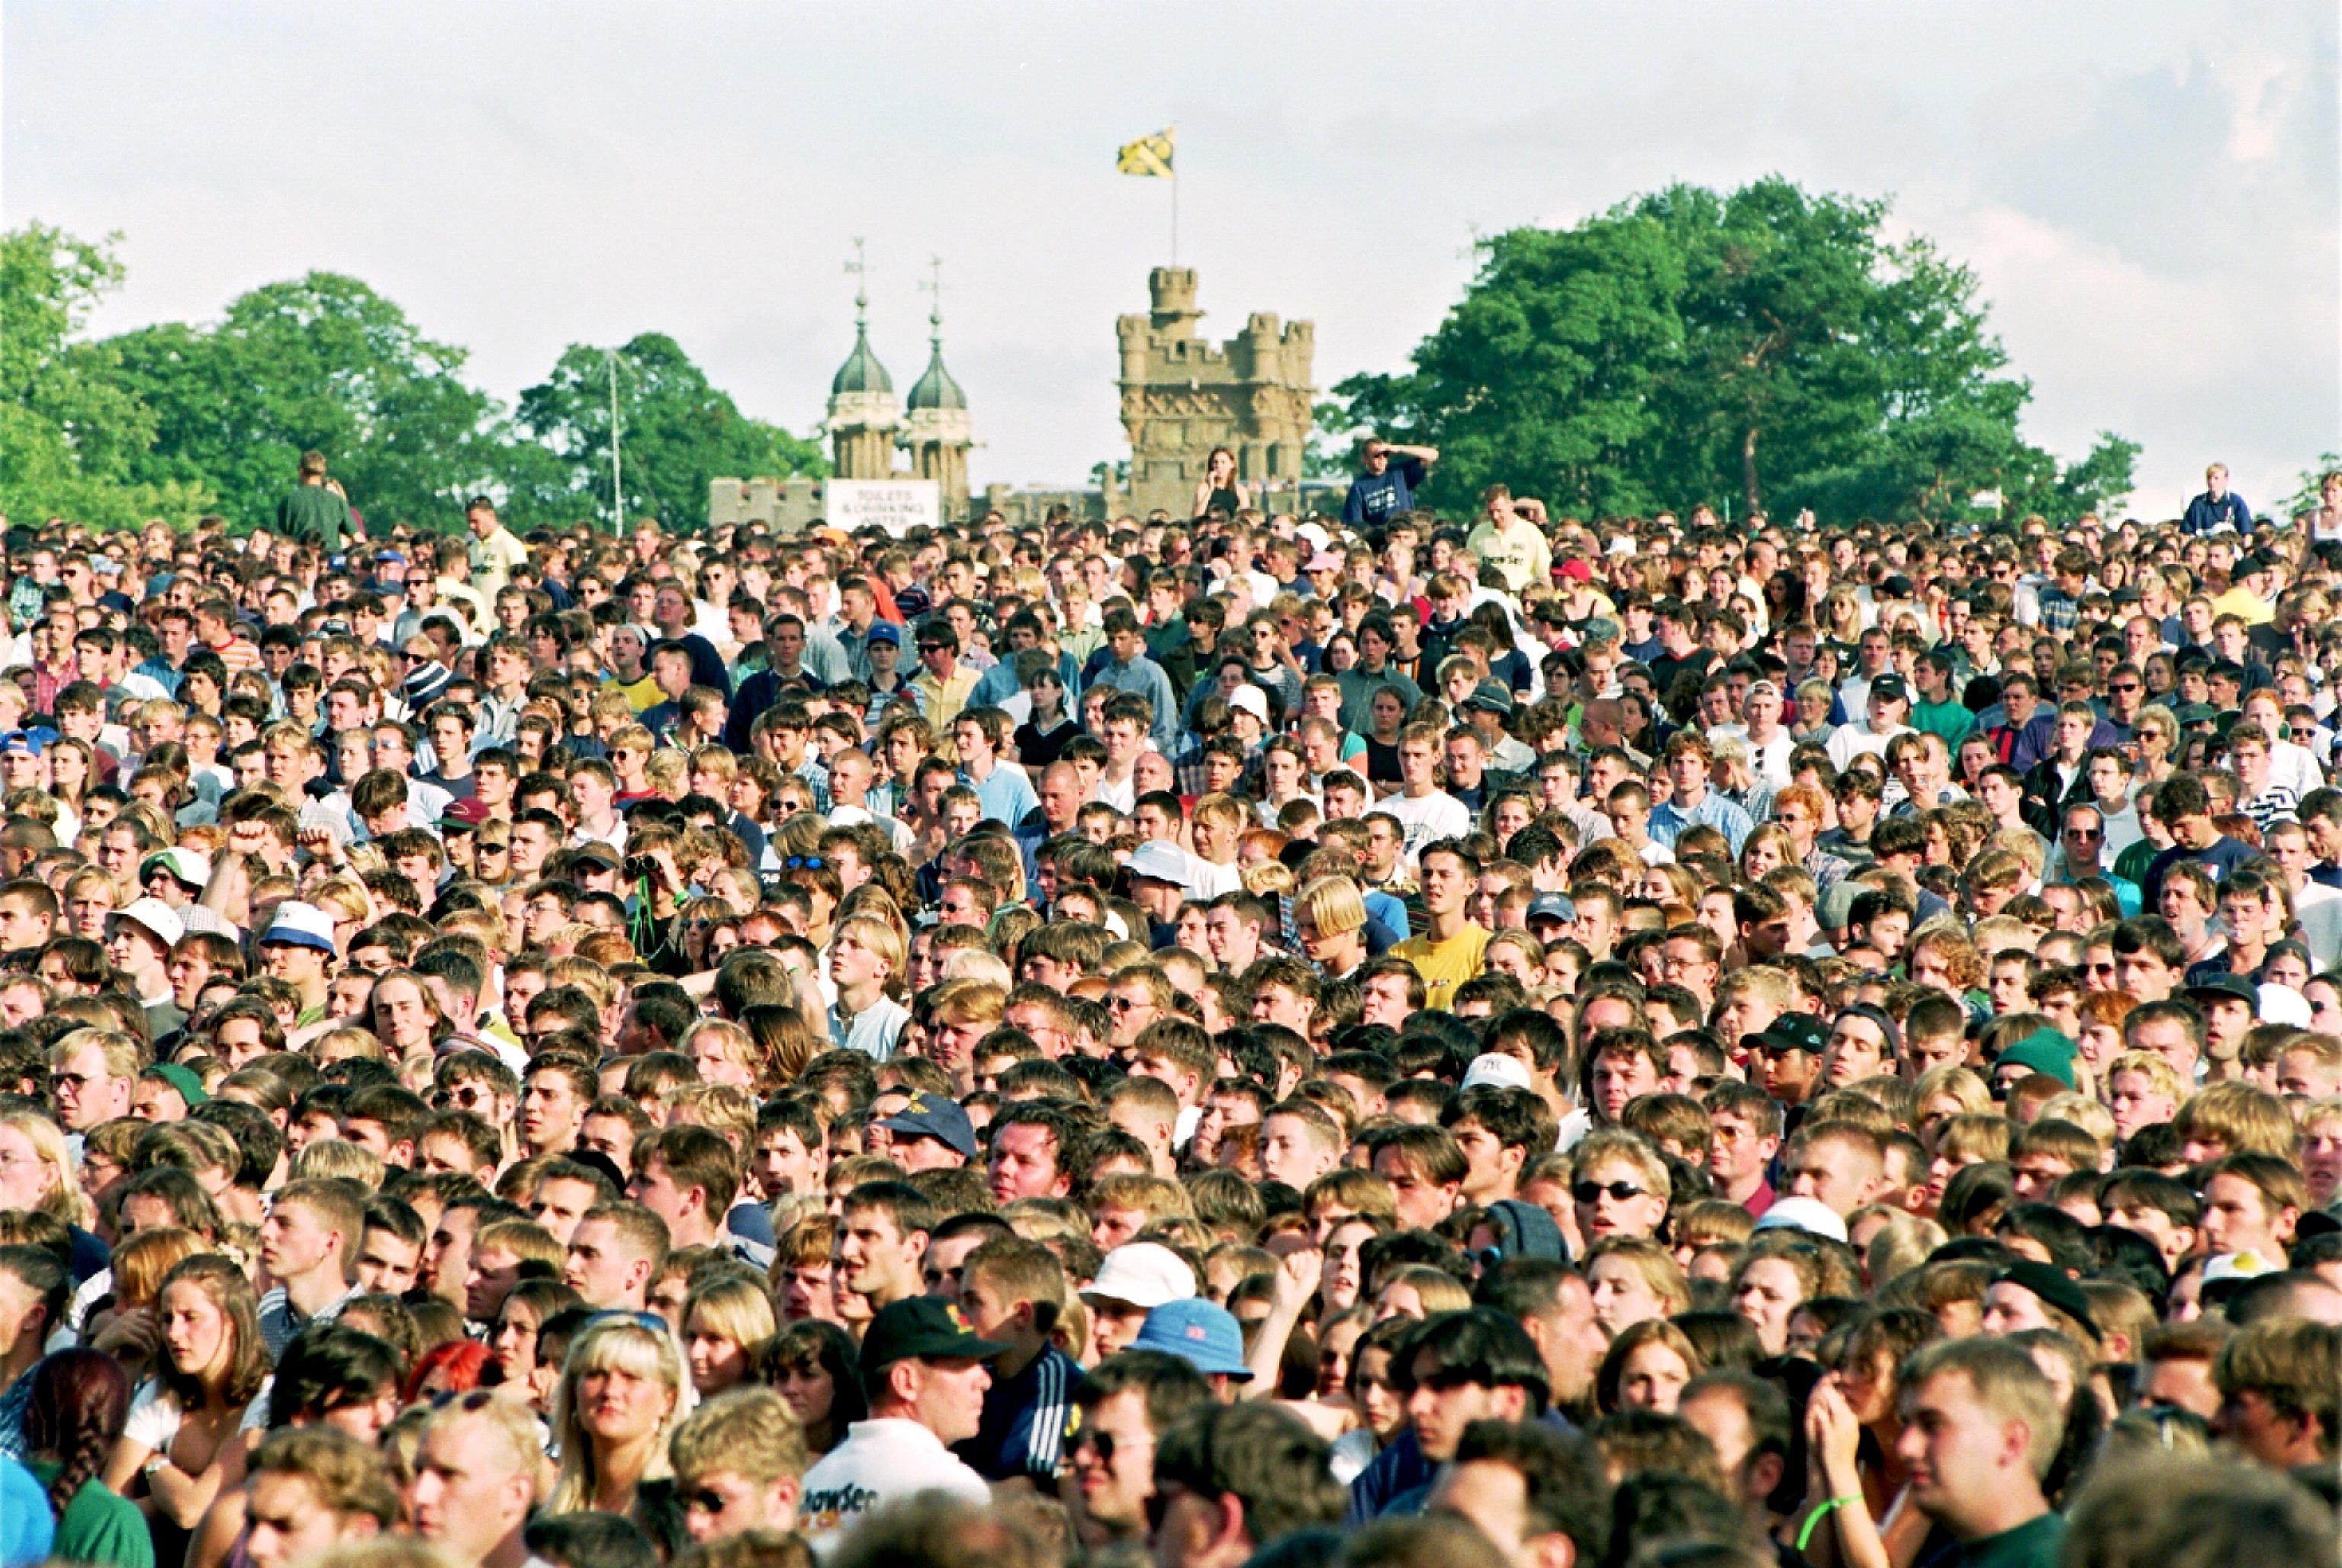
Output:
(0, 1456), (53, 1567)
(968, 762), (1039, 827)
(1090, 654), (1182, 753)
(1649, 789), (1755, 856)
(1343, 457), (1427, 527)
(2184, 490), (2253, 536)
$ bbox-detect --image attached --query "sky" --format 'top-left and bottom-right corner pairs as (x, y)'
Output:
(6, 2), (2337, 519)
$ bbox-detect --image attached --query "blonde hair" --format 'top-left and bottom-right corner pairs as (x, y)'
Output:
(2034, 1092), (2116, 1147)
(1294, 876), (1366, 937)
(0, 1111), (91, 1228)
(549, 1321), (685, 1513)
(683, 1274), (778, 1361)
(111, 1225), (209, 1308)
(1914, 1065), (1994, 1120)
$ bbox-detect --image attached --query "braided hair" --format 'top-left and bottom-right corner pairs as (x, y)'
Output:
(26, 1349), (130, 1519)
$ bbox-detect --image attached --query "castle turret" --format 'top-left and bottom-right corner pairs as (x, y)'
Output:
(902, 259), (972, 517)
(825, 248), (899, 480)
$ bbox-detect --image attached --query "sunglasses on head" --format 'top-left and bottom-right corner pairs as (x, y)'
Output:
(429, 1388), (500, 1414)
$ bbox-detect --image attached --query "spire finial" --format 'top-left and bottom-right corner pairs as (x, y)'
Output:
(919, 255), (945, 348)
(845, 238), (870, 323)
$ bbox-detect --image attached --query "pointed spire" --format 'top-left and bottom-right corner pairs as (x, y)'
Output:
(830, 238), (893, 397)
(907, 255), (967, 413)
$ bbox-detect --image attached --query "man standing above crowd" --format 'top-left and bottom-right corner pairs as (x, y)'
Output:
(1342, 437), (1439, 528)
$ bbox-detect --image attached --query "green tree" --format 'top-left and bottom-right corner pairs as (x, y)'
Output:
(0, 223), (211, 528)
(1335, 178), (2132, 525)
(515, 333), (825, 528)
(105, 272), (507, 532)
(2282, 453), (2341, 520)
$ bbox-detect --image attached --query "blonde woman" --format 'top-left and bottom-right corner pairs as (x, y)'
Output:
(0, 1110), (96, 1235)
(549, 1317), (685, 1515)
(681, 1274), (777, 1398)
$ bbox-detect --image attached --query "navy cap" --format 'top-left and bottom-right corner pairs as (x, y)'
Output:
(879, 1092), (978, 1161)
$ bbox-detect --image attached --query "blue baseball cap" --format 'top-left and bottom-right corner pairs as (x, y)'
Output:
(1132, 1299), (1253, 1380)
(867, 620), (902, 647)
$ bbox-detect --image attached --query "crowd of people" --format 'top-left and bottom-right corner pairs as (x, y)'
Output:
(0, 444), (2339, 1568)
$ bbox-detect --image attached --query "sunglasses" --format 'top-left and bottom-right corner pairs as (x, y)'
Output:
(782, 856), (825, 871)
(587, 1310), (671, 1335)
(1573, 1181), (1646, 1203)
(1073, 1428), (1150, 1466)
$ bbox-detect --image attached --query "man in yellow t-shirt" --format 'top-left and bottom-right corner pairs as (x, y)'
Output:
(1463, 485), (1553, 595)
(1389, 838), (1490, 1011)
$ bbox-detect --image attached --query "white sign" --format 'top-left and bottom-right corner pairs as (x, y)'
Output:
(824, 478), (939, 537)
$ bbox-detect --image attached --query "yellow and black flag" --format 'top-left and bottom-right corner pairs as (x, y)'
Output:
(1117, 126), (1176, 178)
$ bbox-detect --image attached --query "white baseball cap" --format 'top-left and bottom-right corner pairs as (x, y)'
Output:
(1082, 1242), (1198, 1310)
(2260, 983), (2314, 1029)
(1461, 1054), (1534, 1091)
(1227, 685), (1270, 722)
(1124, 841), (1189, 885)
(1752, 1196), (1849, 1244)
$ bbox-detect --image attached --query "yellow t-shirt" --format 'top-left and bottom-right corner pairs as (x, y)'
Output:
(610, 674), (663, 713)
(1390, 923), (1491, 1011)
(2208, 586), (2275, 626)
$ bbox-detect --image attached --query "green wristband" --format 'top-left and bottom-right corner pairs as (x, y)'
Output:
(1794, 1494), (1864, 1555)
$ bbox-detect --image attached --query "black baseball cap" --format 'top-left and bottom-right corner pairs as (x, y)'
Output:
(1868, 673), (1909, 704)
(1995, 1261), (2099, 1341)
(2183, 973), (2257, 1007)
(1745, 1015), (1829, 1059)
(859, 1296), (1009, 1380)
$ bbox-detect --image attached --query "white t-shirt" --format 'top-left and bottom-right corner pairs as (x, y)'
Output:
(799, 1418), (991, 1548)
(1373, 791), (1473, 862)
(124, 1377), (273, 1456)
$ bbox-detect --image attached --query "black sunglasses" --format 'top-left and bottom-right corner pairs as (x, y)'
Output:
(1574, 1180), (1646, 1203)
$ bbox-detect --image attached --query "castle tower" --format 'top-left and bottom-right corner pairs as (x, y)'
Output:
(825, 240), (899, 480)
(1118, 266), (1316, 519)
(902, 258), (973, 519)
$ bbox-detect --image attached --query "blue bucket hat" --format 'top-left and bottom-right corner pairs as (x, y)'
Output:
(1131, 1298), (1252, 1380)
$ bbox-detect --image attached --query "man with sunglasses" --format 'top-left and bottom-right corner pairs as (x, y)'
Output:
(1065, 1349), (1212, 1547)
(670, 1387), (806, 1545)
